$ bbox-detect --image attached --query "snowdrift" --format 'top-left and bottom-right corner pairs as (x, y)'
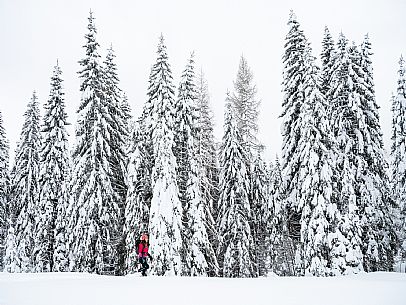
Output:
(0, 272), (405, 305)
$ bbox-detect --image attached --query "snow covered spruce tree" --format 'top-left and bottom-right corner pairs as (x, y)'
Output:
(217, 96), (256, 278)
(146, 35), (182, 276)
(327, 33), (364, 275)
(32, 62), (70, 272)
(280, 11), (309, 272)
(67, 11), (122, 275)
(391, 55), (406, 262)
(357, 35), (396, 272)
(0, 110), (9, 271)
(327, 35), (395, 274)
(173, 54), (198, 274)
(6, 91), (41, 272)
(103, 45), (129, 274)
(295, 45), (336, 276)
(195, 70), (220, 276)
(174, 54), (218, 276)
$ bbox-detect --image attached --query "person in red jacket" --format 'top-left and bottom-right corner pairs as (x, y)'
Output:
(138, 233), (152, 276)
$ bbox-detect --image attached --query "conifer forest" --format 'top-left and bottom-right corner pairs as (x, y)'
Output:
(1, 10), (406, 278)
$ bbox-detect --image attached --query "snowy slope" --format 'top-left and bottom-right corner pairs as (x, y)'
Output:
(0, 272), (405, 305)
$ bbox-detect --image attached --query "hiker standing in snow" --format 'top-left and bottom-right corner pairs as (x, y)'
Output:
(138, 233), (153, 276)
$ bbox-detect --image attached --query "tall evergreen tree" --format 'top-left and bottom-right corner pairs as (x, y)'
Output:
(327, 33), (363, 275)
(217, 96), (256, 278)
(174, 54), (218, 276)
(7, 91), (41, 272)
(357, 35), (397, 271)
(0, 110), (9, 271)
(173, 54), (198, 274)
(280, 11), (308, 245)
(195, 70), (220, 276)
(103, 45), (128, 275)
(67, 11), (122, 275)
(391, 55), (406, 261)
(296, 45), (336, 276)
(147, 35), (182, 276)
(33, 62), (70, 272)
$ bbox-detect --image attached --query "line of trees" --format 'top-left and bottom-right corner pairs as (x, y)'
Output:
(0, 11), (405, 277)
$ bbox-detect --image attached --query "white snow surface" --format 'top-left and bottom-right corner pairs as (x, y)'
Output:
(0, 272), (405, 305)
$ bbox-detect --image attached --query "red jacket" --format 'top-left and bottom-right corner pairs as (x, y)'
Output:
(138, 241), (149, 258)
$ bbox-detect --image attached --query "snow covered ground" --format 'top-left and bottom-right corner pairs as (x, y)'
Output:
(0, 272), (405, 305)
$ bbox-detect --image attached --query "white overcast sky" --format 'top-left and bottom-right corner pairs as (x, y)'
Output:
(0, 0), (405, 163)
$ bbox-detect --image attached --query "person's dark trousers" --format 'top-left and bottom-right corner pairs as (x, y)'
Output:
(139, 257), (149, 276)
